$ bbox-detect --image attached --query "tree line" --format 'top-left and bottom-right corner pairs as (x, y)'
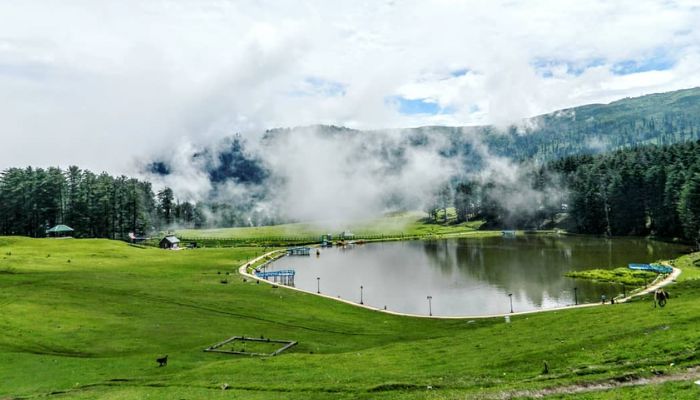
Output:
(2, 140), (700, 244)
(0, 166), (203, 238)
(427, 140), (700, 245)
(551, 140), (700, 244)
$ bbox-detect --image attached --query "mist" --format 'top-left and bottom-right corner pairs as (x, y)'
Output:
(141, 124), (567, 229)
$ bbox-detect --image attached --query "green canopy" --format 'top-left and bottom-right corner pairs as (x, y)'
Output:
(46, 224), (74, 234)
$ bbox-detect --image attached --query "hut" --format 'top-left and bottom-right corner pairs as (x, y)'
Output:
(159, 235), (181, 249)
(46, 224), (74, 238)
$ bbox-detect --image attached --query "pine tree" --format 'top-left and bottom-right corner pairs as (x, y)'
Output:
(678, 172), (700, 246)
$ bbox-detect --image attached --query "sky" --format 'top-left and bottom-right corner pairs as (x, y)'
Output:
(1, 0), (700, 174)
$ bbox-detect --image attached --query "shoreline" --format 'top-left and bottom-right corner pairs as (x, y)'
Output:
(237, 248), (682, 320)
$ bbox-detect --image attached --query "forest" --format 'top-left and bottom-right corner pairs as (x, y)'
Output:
(442, 140), (700, 245)
(1, 142), (699, 243)
(0, 166), (202, 238)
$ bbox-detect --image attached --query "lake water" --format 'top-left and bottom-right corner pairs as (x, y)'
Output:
(265, 235), (686, 316)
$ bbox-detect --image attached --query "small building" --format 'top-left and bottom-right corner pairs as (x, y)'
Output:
(320, 234), (333, 247)
(340, 231), (355, 240)
(287, 247), (311, 256)
(46, 224), (74, 238)
(160, 235), (181, 249)
(128, 232), (148, 244)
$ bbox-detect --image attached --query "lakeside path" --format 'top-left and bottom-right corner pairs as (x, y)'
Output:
(238, 250), (682, 320)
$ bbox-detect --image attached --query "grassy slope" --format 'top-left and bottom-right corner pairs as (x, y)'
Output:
(1, 238), (700, 399)
(174, 211), (486, 240)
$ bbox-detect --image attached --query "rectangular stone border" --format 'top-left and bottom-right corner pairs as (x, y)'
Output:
(204, 336), (297, 356)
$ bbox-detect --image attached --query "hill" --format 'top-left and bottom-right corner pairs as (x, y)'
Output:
(140, 87), (700, 229)
(2, 237), (700, 398)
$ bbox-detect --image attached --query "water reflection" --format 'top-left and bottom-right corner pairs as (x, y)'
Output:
(267, 235), (684, 316)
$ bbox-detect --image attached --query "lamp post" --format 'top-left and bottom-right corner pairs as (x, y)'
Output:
(360, 285), (364, 304)
(574, 287), (578, 305)
(316, 277), (320, 294)
(427, 295), (433, 316)
(508, 293), (514, 313)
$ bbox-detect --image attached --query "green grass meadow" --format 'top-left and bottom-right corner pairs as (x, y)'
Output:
(175, 211), (486, 241)
(2, 237), (700, 399)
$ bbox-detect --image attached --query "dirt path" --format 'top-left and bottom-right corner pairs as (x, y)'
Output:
(489, 366), (700, 399)
(616, 262), (680, 303)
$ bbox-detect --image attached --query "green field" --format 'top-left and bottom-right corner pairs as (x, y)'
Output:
(175, 211), (486, 241)
(2, 237), (700, 399)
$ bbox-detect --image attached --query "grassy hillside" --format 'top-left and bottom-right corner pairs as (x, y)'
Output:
(2, 237), (700, 398)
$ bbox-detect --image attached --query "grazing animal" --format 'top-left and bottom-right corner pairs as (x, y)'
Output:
(654, 289), (669, 308)
(156, 355), (168, 367)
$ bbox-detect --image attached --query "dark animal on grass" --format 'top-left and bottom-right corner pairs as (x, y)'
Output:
(654, 289), (669, 308)
(156, 355), (168, 367)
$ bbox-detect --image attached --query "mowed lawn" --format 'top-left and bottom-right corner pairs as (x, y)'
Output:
(2, 237), (700, 399)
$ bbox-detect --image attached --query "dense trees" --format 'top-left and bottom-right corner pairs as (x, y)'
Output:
(425, 141), (700, 244)
(550, 141), (700, 242)
(678, 172), (700, 245)
(0, 167), (201, 238)
(2, 138), (700, 244)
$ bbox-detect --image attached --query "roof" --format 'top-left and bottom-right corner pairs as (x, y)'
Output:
(161, 235), (180, 243)
(46, 224), (74, 233)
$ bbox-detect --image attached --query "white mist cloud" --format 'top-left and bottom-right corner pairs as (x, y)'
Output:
(1, 0), (700, 175)
(164, 127), (463, 223)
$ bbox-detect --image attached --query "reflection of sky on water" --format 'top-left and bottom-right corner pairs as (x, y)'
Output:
(267, 236), (684, 316)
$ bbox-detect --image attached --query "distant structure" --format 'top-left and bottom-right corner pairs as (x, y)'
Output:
(320, 234), (333, 247)
(128, 232), (148, 244)
(159, 235), (181, 250)
(255, 269), (296, 286)
(46, 224), (74, 238)
(341, 231), (355, 240)
(287, 247), (311, 256)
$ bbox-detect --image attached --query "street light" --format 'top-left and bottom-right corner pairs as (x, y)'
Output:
(427, 295), (433, 316)
(508, 293), (514, 313)
(574, 287), (578, 305)
(360, 285), (364, 304)
(316, 277), (320, 294)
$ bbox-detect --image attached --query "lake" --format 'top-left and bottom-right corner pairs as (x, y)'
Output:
(265, 235), (686, 316)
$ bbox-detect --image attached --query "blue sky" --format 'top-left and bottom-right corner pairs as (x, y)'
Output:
(388, 96), (456, 116)
(612, 53), (677, 75)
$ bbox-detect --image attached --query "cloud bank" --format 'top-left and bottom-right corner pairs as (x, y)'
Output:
(1, 1), (700, 175)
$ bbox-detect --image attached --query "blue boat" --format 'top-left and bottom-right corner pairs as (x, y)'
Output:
(628, 263), (673, 274)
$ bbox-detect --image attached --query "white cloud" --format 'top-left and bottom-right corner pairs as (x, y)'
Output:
(0, 0), (699, 173)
